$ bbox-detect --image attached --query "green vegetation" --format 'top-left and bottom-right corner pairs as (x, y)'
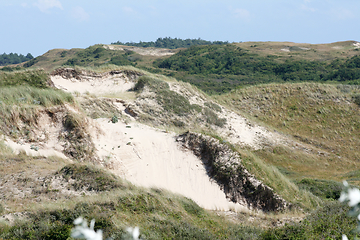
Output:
(80, 98), (123, 119)
(0, 86), (74, 137)
(2, 41), (360, 239)
(0, 69), (51, 88)
(0, 66), (23, 72)
(0, 86), (73, 107)
(203, 108), (226, 127)
(154, 44), (360, 93)
(262, 202), (358, 239)
(0, 163), (263, 240)
(233, 148), (321, 211)
(64, 45), (139, 68)
(295, 178), (343, 200)
(134, 75), (202, 118)
(57, 164), (127, 191)
(112, 37), (229, 49)
(216, 83), (360, 182)
(133, 75), (170, 93)
(156, 89), (198, 116)
(204, 102), (222, 112)
(0, 52), (33, 66)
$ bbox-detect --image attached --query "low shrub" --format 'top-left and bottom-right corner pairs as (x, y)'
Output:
(353, 93), (360, 106)
(156, 90), (195, 116)
(204, 102), (222, 112)
(262, 201), (358, 239)
(57, 164), (126, 192)
(133, 76), (169, 93)
(0, 203), (4, 215)
(203, 108), (227, 127)
(295, 178), (343, 200)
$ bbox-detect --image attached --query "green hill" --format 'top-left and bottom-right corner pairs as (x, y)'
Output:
(1, 41), (360, 239)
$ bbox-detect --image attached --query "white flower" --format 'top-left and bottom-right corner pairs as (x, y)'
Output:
(127, 226), (140, 239)
(72, 227), (103, 240)
(348, 188), (360, 207)
(343, 181), (349, 187)
(71, 217), (103, 240)
(339, 192), (348, 203)
(74, 216), (84, 225)
(342, 234), (349, 240)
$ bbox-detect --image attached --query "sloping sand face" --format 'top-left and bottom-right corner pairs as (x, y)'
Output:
(91, 119), (247, 211)
(49, 72), (273, 211)
(51, 71), (136, 96)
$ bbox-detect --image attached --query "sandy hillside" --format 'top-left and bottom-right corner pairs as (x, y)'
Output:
(49, 70), (249, 210)
(2, 70), (288, 211)
(91, 119), (247, 211)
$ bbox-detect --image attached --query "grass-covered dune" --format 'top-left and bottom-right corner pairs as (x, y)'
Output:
(0, 146), (357, 240)
(0, 145), (263, 239)
(1, 48), (360, 239)
(216, 83), (360, 183)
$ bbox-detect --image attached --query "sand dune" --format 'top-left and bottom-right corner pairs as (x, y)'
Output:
(91, 119), (247, 211)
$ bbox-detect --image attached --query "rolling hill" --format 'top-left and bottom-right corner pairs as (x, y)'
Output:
(0, 40), (359, 239)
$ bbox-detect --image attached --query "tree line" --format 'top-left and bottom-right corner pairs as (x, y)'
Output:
(0, 52), (34, 66)
(112, 37), (229, 49)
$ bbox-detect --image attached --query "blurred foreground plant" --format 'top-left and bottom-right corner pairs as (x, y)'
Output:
(71, 217), (141, 240)
(71, 217), (103, 240)
(339, 181), (360, 240)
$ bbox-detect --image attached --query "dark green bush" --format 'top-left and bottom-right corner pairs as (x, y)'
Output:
(153, 44), (360, 94)
(295, 178), (343, 200)
(57, 164), (126, 192)
(353, 94), (360, 106)
(133, 76), (169, 92)
(0, 203), (4, 215)
(109, 55), (133, 66)
(203, 108), (227, 127)
(111, 115), (119, 123)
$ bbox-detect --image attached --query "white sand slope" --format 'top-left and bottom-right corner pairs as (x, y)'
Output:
(91, 119), (247, 211)
(51, 74), (135, 95)
(4, 137), (68, 159)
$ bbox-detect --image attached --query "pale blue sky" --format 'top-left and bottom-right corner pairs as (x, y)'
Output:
(1, 0), (359, 56)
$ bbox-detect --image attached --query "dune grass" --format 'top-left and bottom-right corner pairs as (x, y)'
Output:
(0, 69), (51, 88)
(215, 82), (360, 183)
(0, 85), (74, 107)
(235, 148), (322, 211)
(0, 86), (74, 136)
(261, 201), (359, 240)
(0, 162), (263, 240)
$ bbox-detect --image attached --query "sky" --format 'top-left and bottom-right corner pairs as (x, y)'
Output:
(1, 0), (359, 57)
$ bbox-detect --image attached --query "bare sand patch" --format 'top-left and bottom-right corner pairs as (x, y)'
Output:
(103, 45), (177, 56)
(4, 137), (67, 159)
(91, 119), (247, 211)
(51, 74), (135, 96)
